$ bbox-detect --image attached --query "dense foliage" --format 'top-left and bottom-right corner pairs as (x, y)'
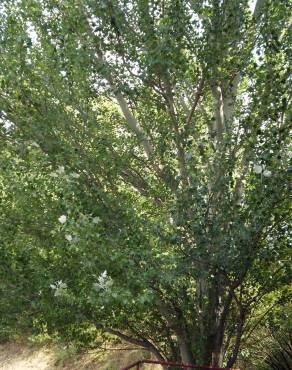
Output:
(0, 0), (291, 368)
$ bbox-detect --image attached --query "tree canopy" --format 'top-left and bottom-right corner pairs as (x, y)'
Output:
(0, 0), (291, 368)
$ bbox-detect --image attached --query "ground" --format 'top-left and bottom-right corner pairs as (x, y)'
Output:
(0, 342), (162, 370)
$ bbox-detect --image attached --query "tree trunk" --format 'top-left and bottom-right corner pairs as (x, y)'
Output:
(204, 332), (224, 367)
(226, 311), (245, 368)
(201, 281), (230, 367)
(177, 334), (194, 364)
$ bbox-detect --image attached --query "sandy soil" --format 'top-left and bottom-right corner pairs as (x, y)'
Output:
(0, 342), (162, 370)
(0, 342), (54, 370)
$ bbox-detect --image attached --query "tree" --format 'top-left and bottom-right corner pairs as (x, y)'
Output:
(0, 0), (291, 367)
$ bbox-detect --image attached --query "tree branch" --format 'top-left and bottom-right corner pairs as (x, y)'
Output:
(253, 0), (267, 21)
(114, 92), (153, 158)
(162, 75), (188, 186)
(98, 326), (166, 362)
(186, 78), (204, 127)
(82, 10), (153, 159)
(226, 309), (245, 368)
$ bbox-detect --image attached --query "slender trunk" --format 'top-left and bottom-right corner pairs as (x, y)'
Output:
(211, 84), (225, 143)
(226, 311), (245, 368)
(222, 74), (240, 127)
(202, 281), (231, 367)
(203, 287), (220, 365)
(162, 75), (188, 187)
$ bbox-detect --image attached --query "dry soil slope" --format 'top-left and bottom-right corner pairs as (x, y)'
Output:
(0, 342), (162, 370)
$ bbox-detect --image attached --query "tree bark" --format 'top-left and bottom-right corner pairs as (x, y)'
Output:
(201, 282), (232, 367)
(226, 311), (245, 368)
(177, 332), (194, 365)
